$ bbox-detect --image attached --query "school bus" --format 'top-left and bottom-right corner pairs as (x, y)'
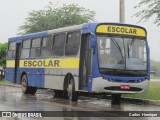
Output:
(6, 23), (150, 102)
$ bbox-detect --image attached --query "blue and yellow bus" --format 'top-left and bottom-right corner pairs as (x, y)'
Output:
(6, 22), (150, 102)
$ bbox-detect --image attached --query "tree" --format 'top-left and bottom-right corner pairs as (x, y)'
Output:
(0, 43), (8, 69)
(134, 0), (160, 26)
(19, 3), (96, 35)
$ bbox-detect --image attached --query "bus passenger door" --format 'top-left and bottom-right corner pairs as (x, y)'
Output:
(14, 43), (21, 83)
(79, 34), (92, 90)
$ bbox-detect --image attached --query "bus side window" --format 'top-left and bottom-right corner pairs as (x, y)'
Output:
(65, 31), (80, 56)
(52, 33), (65, 56)
(30, 38), (41, 58)
(21, 39), (31, 58)
(7, 42), (16, 58)
(41, 35), (52, 57)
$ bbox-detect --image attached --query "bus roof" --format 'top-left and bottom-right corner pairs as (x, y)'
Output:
(8, 24), (84, 42)
(8, 22), (146, 42)
(8, 31), (48, 41)
(48, 24), (83, 34)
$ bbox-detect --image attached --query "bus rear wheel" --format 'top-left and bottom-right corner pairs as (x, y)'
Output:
(65, 77), (78, 102)
(21, 74), (37, 95)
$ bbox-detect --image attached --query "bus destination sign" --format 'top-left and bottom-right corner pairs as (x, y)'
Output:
(96, 24), (146, 37)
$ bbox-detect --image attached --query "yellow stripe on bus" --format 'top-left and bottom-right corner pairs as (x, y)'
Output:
(20, 58), (80, 68)
(6, 60), (15, 67)
(6, 58), (80, 68)
(96, 25), (146, 37)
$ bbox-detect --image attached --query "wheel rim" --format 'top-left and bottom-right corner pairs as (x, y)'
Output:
(67, 80), (72, 100)
(21, 75), (27, 92)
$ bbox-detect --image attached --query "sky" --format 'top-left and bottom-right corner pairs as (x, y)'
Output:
(0, 0), (160, 61)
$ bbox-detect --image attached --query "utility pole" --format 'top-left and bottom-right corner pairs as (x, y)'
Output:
(119, 0), (125, 23)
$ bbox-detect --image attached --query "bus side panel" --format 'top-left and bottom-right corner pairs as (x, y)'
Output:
(44, 68), (63, 90)
(44, 57), (80, 90)
(16, 68), (21, 84)
(6, 68), (15, 83)
(44, 68), (79, 90)
(45, 76), (64, 90)
(19, 68), (44, 88)
(6, 60), (15, 83)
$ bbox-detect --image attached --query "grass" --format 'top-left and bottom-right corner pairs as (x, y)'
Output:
(151, 76), (160, 79)
(122, 82), (160, 100)
(0, 79), (12, 85)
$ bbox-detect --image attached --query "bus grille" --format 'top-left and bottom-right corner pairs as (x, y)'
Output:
(104, 86), (142, 92)
(107, 79), (145, 83)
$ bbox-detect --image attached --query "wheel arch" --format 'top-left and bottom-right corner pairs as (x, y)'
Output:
(63, 72), (79, 91)
(63, 73), (73, 90)
(63, 73), (78, 101)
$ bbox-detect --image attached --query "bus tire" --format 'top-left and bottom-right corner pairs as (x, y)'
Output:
(111, 94), (121, 104)
(21, 74), (37, 95)
(29, 87), (37, 95)
(21, 74), (30, 94)
(68, 78), (78, 101)
(65, 76), (78, 101)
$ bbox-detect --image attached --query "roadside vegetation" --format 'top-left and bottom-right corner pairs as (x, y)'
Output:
(0, 79), (12, 85)
(123, 82), (160, 100)
(18, 3), (95, 35)
(150, 59), (160, 73)
(135, 0), (160, 27)
(0, 43), (8, 69)
(151, 76), (160, 79)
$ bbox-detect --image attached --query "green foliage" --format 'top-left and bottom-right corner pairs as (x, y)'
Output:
(123, 82), (160, 100)
(0, 79), (12, 85)
(0, 43), (8, 69)
(134, 0), (160, 26)
(150, 59), (160, 72)
(151, 76), (160, 79)
(19, 3), (96, 35)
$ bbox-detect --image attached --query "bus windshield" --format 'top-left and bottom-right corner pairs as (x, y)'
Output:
(97, 35), (147, 71)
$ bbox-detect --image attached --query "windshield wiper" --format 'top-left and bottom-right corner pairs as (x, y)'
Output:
(127, 38), (135, 58)
(110, 37), (124, 60)
(130, 38), (136, 46)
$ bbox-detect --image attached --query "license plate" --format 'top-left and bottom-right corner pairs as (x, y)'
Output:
(120, 85), (130, 90)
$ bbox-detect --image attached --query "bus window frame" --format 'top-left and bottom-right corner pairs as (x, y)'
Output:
(65, 31), (81, 57)
(21, 39), (31, 59)
(30, 37), (42, 58)
(41, 35), (53, 58)
(52, 33), (66, 57)
(7, 41), (16, 59)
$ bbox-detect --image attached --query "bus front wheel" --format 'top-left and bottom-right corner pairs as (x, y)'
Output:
(21, 74), (37, 95)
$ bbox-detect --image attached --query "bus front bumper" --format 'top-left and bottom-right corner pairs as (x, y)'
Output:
(91, 77), (149, 94)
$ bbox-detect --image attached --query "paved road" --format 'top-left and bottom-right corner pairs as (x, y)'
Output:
(0, 85), (159, 120)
